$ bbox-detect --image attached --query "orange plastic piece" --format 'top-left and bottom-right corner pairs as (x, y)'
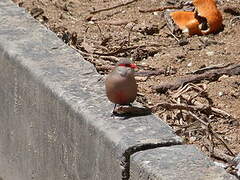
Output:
(193, 0), (223, 35)
(170, 0), (223, 35)
(170, 11), (202, 35)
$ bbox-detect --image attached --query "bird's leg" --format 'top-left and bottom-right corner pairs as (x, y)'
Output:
(111, 104), (117, 116)
(113, 104), (117, 110)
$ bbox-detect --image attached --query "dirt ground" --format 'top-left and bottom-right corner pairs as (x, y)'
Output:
(13, 0), (240, 177)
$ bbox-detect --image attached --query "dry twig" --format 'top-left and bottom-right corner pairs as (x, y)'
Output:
(154, 83), (236, 161)
(188, 112), (235, 156)
(101, 19), (136, 26)
(153, 64), (240, 93)
(93, 44), (146, 56)
(187, 63), (233, 74)
(75, 48), (120, 63)
(182, 94), (233, 119)
(135, 68), (176, 77)
(171, 84), (233, 118)
(139, 5), (183, 13)
(90, 0), (139, 14)
(229, 16), (240, 26)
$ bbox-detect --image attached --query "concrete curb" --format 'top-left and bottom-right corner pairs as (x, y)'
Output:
(0, 0), (237, 179)
(130, 145), (236, 180)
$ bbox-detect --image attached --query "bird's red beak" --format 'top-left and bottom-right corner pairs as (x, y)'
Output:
(130, 64), (137, 69)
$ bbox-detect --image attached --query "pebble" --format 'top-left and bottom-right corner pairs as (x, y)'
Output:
(218, 75), (229, 81)
(187, 62), (192, 67)
(148, 101), (153, 105)
(189, 136), (196, 143)
(206, 51), (215, 56)
(218, 91), (224, 96)
(135, 76), (148, 82)
(88, 21), (94, 24)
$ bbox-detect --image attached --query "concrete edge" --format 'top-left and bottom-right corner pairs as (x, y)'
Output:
(130, 145), (237, 180)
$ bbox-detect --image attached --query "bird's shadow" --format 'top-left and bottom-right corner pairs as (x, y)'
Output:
(111, 105), (152, 120)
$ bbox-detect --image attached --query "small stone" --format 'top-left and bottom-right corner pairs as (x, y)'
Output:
(125, 22), (135, 30)
(135, 76), (148, 82)
(153, 12), (158, 16)
(88, 21), (95, 24)
(189, 136), (196, 143)
(187, 62), (192, 67)
(148, 101), (153, 105)
(203, 37), (208, 41)
(218, 92), (224, 96)
(218, 75), (229, 81)
(206, 51), (215, 56)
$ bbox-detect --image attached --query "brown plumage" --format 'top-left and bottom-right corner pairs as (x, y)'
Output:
(105, 59), (137, 109)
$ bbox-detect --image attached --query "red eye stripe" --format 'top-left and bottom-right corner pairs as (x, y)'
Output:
(118, 63), (137, 69)
(118, 63), (128, 67)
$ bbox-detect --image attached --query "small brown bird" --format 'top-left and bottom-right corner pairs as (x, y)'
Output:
(105, 59), (138, 113)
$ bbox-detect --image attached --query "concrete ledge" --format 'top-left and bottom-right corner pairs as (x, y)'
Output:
(0, 0), (182, 179)
(130, 145), (236, 180)
(0, 0), (237, 180)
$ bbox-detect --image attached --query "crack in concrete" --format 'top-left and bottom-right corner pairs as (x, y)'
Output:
(121, 140), (182, 180)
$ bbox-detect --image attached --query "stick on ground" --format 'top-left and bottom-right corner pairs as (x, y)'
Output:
(153, 64), (240, 93)
(139, 5), (183, 13)
(90, 0), (139, 14)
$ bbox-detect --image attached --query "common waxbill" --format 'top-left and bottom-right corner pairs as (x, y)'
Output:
(105, 59), (138, 111)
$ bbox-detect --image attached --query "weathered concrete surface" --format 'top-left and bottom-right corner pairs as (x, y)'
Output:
(0, 150), (25, 180)
(130, 145), (237, 180)
(0, 0), (182, 179)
